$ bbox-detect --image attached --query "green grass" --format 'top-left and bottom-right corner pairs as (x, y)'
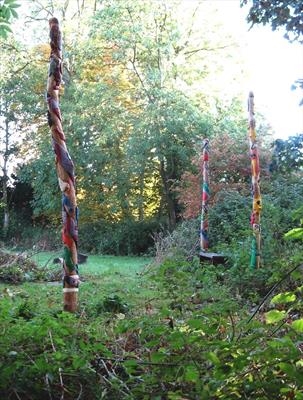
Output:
(31, 251), (151, 276)
(0, 251), (155, 317)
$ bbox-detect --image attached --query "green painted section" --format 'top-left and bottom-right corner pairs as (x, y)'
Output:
(203, 182), (210, 195)
(250, 237), (257, 269)
(63, 246), (78, 273)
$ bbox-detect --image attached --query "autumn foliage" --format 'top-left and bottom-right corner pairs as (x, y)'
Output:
(178, 132), (270, 219)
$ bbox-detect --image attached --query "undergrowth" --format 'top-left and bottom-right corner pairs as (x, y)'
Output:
(1, 249), (303, 399)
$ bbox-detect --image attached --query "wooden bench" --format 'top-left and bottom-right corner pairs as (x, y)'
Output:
(199, 251), (227, 265)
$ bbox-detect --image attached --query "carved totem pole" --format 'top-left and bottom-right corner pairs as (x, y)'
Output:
(248, 92), (262, 268)
(47, 18), (79, 311)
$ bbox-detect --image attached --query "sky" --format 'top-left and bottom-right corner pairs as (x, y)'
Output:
(215, 0), (303, 139)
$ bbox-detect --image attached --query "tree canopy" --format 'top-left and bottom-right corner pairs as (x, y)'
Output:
(241, 0), (303, 42)
(0, 0), (19, 38)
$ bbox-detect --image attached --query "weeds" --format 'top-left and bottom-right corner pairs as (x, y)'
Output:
(1, 251), (303, 399)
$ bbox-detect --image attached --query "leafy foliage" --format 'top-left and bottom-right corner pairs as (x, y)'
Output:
(0, 0), (251, 238)
(241, 0), (303, 42)
(0, 250), (61, 282)
(241, 0), (303, 103)
(0, 0), (19, 38)
(270, 134), (303, 174)
(80, 218), (162, 255)
(1, 250), (303, 399)
(177, 126), (271, 220)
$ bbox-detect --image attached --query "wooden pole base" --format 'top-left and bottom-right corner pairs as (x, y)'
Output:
(63, 288), (79, 312)
(200, 251), (227, 265)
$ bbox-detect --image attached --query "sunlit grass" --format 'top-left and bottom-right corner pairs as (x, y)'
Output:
(0, 251), (156, 315)
(31, 251), (152, 276)
(0, 252), (154, 313)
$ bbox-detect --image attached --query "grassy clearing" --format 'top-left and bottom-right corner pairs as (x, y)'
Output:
(0, 251), (155, 317)
(31, 251), (151, 276)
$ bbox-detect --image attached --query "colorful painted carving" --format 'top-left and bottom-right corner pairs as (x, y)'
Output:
(200, 139), (210, 251)
(248, 92), (261, 268)
(47, 18), (79, 311)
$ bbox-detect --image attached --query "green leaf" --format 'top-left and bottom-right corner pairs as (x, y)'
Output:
(0, 23), (12, 32)
(10, 8), (18, 18)
(150, 350), (166, 363)
(271, 292), (296, 304)
(187, 318), (205, 330)
(72, 356), (87, 369)
(291, 319), (303, 333)
(8, 3), (21, 9)
(184, 364), (199, 382)
(279, 362), (296, 378)
(285, 228), (303, 240)
(4, 0), (19, 4)
(291, 270), (302, 280)
(123, 360), (138, 368)
(167, 331), (185, 350)
(124, 359), (138, 371)
(206, 351), (220, 366)
(265, 310), (286, 324)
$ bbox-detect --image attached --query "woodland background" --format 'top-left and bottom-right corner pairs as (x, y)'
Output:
(0, 0), (303, 259)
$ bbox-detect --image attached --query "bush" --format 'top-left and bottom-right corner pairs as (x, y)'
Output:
(153, 218), (200, 264)
(3, 216), (60, 251)
(0, 250), (61, 283)
(80, 218), (163, 255)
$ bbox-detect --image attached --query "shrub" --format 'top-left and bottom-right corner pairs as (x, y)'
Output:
(80, 218), (163, 255)
(153, 218), (200, 264)
(0, 250), (61, 283)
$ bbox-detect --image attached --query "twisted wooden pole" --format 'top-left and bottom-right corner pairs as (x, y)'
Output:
(47, 18), (79, 311)
(200, 139), (210, 251)
(248, 92), (261, 269)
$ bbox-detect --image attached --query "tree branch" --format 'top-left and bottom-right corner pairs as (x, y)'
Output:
(184, 43), (237, 58)
(12, 62), (31, 75)
(126, 7), (154, 103)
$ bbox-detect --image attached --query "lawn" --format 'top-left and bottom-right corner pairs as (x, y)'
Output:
(0, 250), (154, 316)
(31, 251), (151, 277)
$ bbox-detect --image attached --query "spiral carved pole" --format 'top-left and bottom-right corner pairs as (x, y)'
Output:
(248, 92), (261, 269)
(47, 18), (79, 311)
(200, 139), (210, 252)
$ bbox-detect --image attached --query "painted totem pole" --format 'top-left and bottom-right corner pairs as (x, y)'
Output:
(47, 18), (80, 311)
(200, 139), (210, 251)
(248, 92), (261, 268)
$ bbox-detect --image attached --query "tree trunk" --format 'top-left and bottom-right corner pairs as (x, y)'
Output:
(2, 177), (9, 235)
(2, 117), (10, 236)
(138, 167), (145, 221)
(159, 159), (176, 231)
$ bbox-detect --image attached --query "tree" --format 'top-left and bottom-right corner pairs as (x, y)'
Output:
(270, 134), (303, 174)
(177, 98), (272, 220)
(0, 77), (29, 235)
(241, 0), (303, 42)
(0, 0), (20, 38)
(241, 0), (303, 103)
(0, 37), (47, 236)
(89, 0), (243, 230)
(8, 0), (252, 246)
